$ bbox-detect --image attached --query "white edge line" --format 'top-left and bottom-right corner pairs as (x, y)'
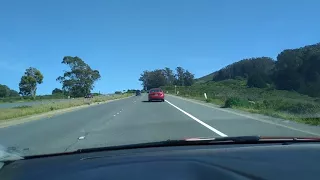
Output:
(165, 100), (228, 137)
(168, 95), (320, 137)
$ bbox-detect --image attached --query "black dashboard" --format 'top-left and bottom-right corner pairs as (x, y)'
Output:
(1, 142), (320, 180)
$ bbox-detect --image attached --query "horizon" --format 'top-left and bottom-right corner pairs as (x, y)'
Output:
(1, 0), (320, 95)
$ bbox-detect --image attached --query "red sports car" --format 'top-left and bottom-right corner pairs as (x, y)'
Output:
(148, 88), (165, 102)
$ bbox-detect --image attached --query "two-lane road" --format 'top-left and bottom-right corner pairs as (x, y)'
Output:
(0, 94), (319, 155)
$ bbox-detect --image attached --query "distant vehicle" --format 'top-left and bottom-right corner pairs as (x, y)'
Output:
(136, 90), (141, 96)
(85, 94), (93, 98)
(148, 88), (165, 102)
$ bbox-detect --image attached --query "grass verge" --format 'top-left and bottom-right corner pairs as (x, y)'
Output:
(0, 94), (132, 121)
(162, 80), (320, 126)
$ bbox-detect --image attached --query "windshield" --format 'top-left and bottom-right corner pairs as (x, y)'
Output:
(150, 89), (162, 93)
(0, 0), (320, 156)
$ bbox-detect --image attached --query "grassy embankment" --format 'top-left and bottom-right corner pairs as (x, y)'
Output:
(0, 94), (132, 121)
(162, 79), (320, 125)
(0, 95), (67, 104)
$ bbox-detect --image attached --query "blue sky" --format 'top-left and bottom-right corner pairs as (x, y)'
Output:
(1, 0), (320, 94)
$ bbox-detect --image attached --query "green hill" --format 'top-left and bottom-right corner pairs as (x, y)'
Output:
(165, 42), (320, 125)
(197, 42), (320, 97)
(196, 72), (216, 83)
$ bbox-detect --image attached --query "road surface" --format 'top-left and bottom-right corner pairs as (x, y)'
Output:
(0, 94), (319, 155)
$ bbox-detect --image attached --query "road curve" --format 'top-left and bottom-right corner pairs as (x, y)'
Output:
(0, 93), (319, 155)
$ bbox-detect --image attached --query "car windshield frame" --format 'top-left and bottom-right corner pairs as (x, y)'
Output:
(149, 89), (162, 93)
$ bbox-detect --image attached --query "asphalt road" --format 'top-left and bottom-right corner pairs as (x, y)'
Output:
(0, 94), (319, 156)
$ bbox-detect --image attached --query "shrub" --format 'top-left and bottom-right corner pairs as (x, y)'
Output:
(224, 97), (249, 108)
(13, 105), (32, 109)
(247, 73), (267, 88)
(284, 103), (318, 114)
(300, 118), (320, 125)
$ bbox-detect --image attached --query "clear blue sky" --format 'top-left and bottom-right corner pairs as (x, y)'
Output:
(1, 0), (320, 94)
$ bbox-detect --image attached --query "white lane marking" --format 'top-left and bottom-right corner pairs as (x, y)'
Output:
(117, 112), (119, 115)
(168, 95), (320, 137)
(78, 136), (85, 140)
(113, 115), (116, 116)
(165, 100), (228, 137)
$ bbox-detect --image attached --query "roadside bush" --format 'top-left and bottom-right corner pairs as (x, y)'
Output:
(224, 97), (249, 108)
(314, 98), (320, 104)
(247, 73), (267, 88)
(283, 103), (318, 114)
(13, 105), (32, 109)
(299, 118), (320, 125)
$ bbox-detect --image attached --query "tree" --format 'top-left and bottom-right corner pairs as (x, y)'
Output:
(0, 84), (19, 97)
(57, 56), (101, 97)
(0, 84), (10, 98)
(273, 43), (320, 96)
(163, 67), (176, 85)
(115, 91), (122, 94)
(19, 67), (43, 98)
(139, 67), (195, 89)
(9, 90), (20, 97)
(148, 69), (166, 88)
(175, 67), (185, 86)
(52, 88), (63, 95)
(183, 70), (195, 86)
(247, 73), (267, 88)
(139, 69), (166, 90)
(212, 57), (275, 81)
(139, 70), (150, 90)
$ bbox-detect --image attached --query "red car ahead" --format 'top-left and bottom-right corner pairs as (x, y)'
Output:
(148, 88), (165, 102)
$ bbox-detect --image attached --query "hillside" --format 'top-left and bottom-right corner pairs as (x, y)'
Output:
(197, 43), (320, 97)
(196, 72), (216, 83)
(164, 42), (320, 125)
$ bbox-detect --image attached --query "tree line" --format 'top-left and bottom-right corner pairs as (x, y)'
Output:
(209, 43), (320, 97)
(0, 84), (20, 98)
(1, 56), (101, 99)
(139, 67), (195, 90)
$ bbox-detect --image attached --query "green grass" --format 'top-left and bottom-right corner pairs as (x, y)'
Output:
(0, 94), (132, 121)
(161, 79), (320, 125)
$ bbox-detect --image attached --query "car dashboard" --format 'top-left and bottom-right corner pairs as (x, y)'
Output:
(1, 142), (320, 180)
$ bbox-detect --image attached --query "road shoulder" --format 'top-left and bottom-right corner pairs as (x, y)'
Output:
(167, 94), (320, 137)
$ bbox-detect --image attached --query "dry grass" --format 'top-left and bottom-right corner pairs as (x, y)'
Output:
(0, 94), (132, 121)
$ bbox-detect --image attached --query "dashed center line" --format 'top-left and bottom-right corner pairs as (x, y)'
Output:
(165, 100), (228, 137)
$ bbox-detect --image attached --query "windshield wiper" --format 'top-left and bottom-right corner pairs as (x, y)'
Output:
(74, 136), (320, 153)
(73, 136), (260, 153)
(185, 136), (260, 143)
